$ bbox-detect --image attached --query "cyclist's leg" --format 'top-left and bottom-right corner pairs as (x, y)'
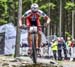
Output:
(26, 18), (32, 48)
(36, 19), (42, 48)
(28, 32), (33, 55)
(26, 18), (32, 54)
(35, 31), (41, 48)
(36, 19), (42, 55)
(35, 31), (41, 57)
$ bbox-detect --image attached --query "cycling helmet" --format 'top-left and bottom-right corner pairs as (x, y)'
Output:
(31, 3), (39, 12)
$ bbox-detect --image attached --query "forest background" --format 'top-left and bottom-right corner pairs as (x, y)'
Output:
(0, 0), (75, 39)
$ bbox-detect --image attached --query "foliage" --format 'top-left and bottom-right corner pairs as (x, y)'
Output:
(0, 0), (8, 24)
(64, 1), (75, 11)
(40, 3), (56, 10)
(65, 32), (72, 38)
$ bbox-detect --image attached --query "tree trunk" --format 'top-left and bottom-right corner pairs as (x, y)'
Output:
(14, 0), (22, 57)
(59, 0), (62, 36)
(71, 0), (75, 39)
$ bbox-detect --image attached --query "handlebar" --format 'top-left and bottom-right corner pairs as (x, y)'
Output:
(19, 25), (47, 30)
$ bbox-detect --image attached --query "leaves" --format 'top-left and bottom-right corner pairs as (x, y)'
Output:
(64, 1), (75, 10)
(0, 0), (7, 2)
(0, 1), (8, 24)
(65, 32), (72, 37)
(40, 3), (56, 11)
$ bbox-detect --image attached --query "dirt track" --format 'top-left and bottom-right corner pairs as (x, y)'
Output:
(0, 55), (59, 67)
(1, 55), (75, 67)
(60, 61), (75, 67)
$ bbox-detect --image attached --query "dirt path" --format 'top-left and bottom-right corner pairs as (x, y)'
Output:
(61, 61), (75, 67)
(0, 55), (59, 67)
(1, 55), (75, 67)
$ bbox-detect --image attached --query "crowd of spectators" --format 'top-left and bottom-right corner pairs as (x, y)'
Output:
(20, 36), (75, 61)
(43, 36), (75, 61)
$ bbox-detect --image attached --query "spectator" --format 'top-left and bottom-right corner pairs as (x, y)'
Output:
(51, 39), (58, 60)
(70, 39), (75, 61)
(57, 37), (67, 60)
(66, 37), (72, 58)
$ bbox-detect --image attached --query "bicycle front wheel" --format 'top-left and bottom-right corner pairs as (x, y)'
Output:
(32, 34), (37, 64)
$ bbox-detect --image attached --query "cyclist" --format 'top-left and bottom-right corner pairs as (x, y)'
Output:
(19, 3), (51, 54)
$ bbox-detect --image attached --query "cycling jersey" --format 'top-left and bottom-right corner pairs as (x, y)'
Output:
(22, 9), (48, 27)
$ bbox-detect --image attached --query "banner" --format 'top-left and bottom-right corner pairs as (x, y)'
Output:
(4, 23), (29, 54)
(0, 23), (47, 55)
(4, 23), (16, 54)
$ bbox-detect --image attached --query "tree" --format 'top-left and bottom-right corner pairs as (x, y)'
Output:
(65, 1), (75, 38)
(14, 0), (22, 57)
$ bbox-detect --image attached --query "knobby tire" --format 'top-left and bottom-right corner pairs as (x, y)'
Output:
(32, 34), (37, 64)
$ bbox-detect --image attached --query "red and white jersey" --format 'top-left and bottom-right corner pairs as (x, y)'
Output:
(22, 9), (48, 21)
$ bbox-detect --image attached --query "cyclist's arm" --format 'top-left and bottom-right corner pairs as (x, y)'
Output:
(46, 16), (51, 24)
(38, 10), (51, 25)
(19, 15), (24, 27)
(19, 10), (31, 27)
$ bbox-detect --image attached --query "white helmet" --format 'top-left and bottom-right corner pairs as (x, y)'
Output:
(31, 3), (39, 12)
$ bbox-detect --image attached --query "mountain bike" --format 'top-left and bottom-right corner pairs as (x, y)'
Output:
(20, 25), (46, 64)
